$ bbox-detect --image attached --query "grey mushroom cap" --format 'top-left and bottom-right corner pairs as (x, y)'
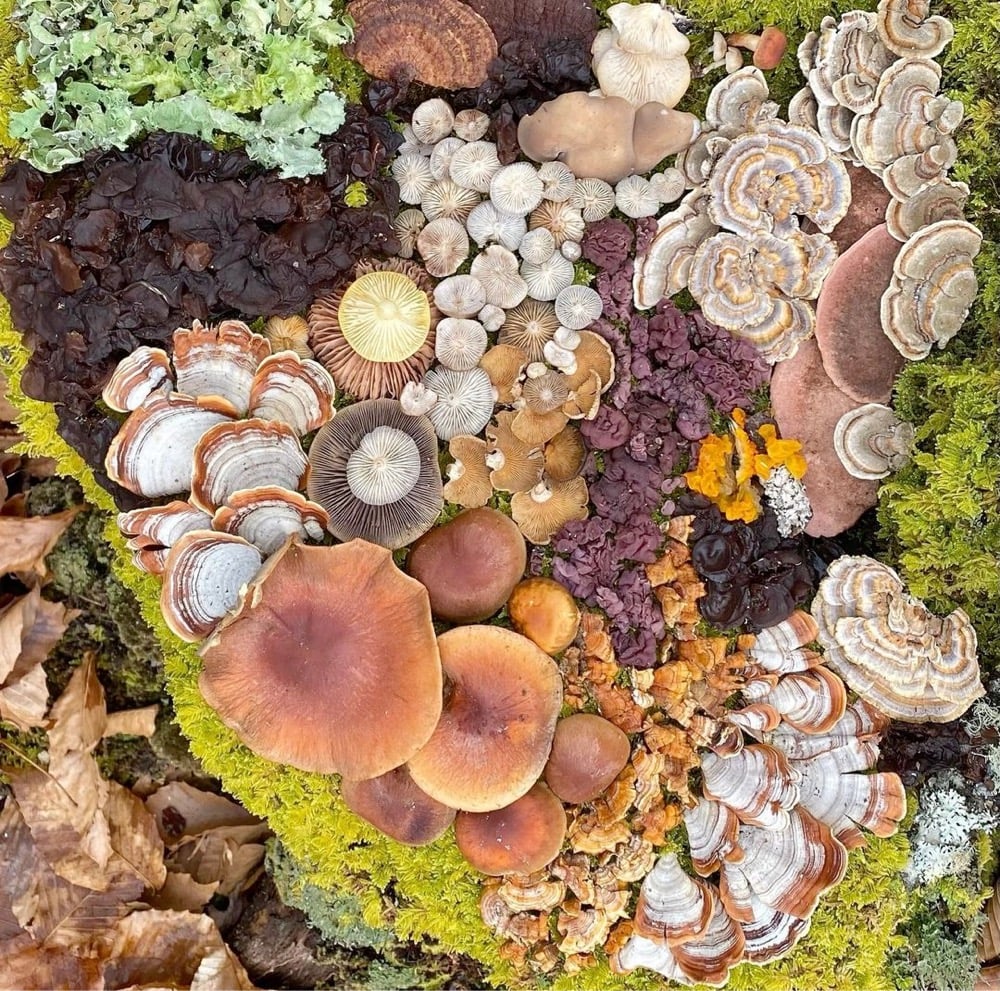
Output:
(307, 399), (443, 550)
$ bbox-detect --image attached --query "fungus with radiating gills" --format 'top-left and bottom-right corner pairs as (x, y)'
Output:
(307, 399), (442, 550)
(407, 625), (563, 811)
(200, 539), (442, 778)
(543, 713), (630, 804)
(442, 435), (492, 508)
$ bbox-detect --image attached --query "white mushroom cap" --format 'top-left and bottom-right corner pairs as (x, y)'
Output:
(449, 141), (502, 193)
(554, 285), (603, 330)
(615, 175), (660, 218)
(417, 218), (470, 277)
(423, 366), (495, 440)
(538, 161), (577, 202)
(393, 208), (426, 259)
(399, 380), (439, 416)
(520, 252), (576, 301)
(478, 304), (506, 333)
(490, 163), (546, 216)
(470, 244), (530, 309)
(429, 136), (467, 181)
(434, 274), (488, 318)
(571, 177), (616, 222)
(519, 227), (557, 265)
(453, 108), (490, 142)
(649, 167), (686, 204)
(346, 424), (423, 505)
(411, 98), (457, 144)
(543, 340), (578, 374)
(392, 153), (435, 205)
(466, 200), (528, 251)
(421, 178), (481, 224)
(560, 241), (583, 262)
(435, 318), (489, 371)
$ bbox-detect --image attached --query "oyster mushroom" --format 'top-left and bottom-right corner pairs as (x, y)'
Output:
(307, 399), (443, 550)
(199, 539), (443, 777)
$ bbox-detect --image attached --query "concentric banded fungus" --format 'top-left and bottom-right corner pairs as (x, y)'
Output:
(832, 403), (915, 479)
(454, 782), (567, 875)
(118, 501), (213, 575)
(307, 399), (443, 550)
(876, 0), (954, 59)
(161, 531), (263, 642)
(172, 319), (271, 415)
(106, 394), (236, 498)
(101, 346), (172, 413)
(701, 745), (799, 830)
(422, 366), (494, 441)
(211, 487), (329, 557)
(508, 576), (581, 656)
(880, 219), (982, 360)
(340, 765), (456, 846)
(247, 352), (336, 436)
(200, 540), (442, 777)
(346, 0), (498, 89)
(811, 555), (985, 722)
(309, 259), (437, 401)
(407, 507), (527, 624)
(884, 177), (969, 242)
(407, 625), (563, 812)
(190, 419), (308, 513)
(543, 712), (630, 804)
(633, 853), (714, 944)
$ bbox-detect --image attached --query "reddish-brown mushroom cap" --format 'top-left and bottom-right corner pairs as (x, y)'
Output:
(406, 626), (563, 812)
(454, 782), (567, 875)
(507, 576), (581, 655)
(543, 713), (632, 804)
(340, 765), (457, 847)
(199, 539), (442, 778)
(406, 507), (527, 623)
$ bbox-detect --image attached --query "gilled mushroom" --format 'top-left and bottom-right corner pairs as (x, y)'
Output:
(406, 625), (563, 811)
(479, 345), (527, 406)
(406, 507), (527, 624)
(442, 435), (492, 508)
(507, 576), (581, 655)
(485, 412), (545, 493)
(307, 399), (443, 550)
(454, 781), (567, 875)
(340, 765), (457, 847)
(511, 477), (589, 545)
(543, 712), (630, 804)
(200, 539), (442, 777)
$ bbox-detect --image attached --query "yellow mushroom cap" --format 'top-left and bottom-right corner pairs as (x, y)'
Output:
(337, 270), (431, 362)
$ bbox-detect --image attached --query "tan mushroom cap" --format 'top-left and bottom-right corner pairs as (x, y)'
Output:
(499, 299), (561, 363)
(346, 0), (498, 89)
(262, 315), (313, 360)
(406, 507), (527, 624)
(442, 435), (492, 508)
(454, 781), (567, 875)
(200, 539), (443, 778)
(508, 576), (581, 656)
(406, 625), (563, 812)
(101, 345), (172, 412)
(562, 371), (602, 420)
(511, 477), (589, 545)
(543, 424), (587, 481)
(543, 712), (629, 804)
(562, 331), (615, 393)
(340, 765), (457, 847)
(161, 530), (263, 643)
(479, 344), (527, 405)
(486, 412), (545, 494)
(511, 407), (570, 448)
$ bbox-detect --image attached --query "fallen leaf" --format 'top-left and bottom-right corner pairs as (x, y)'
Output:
(28, 869), (143, 949)
(0, 936), (105, 991)
(980, 879), (999, 963)
(147, 872), (220, 913)
(0, 798), (35, 940)
(103, 705), (159, 739)
(47, 652), (107, 759)
(146, 782), (263, 841)
(0, 373), (19, 422)
(0, 507), (81, 578)
(977, 965), (1000, 991)
(104, 781), (168, 893)
(170, 828), (268, 898)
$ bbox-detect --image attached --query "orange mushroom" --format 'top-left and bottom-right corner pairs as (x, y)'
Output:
(507, 576), (581, 655)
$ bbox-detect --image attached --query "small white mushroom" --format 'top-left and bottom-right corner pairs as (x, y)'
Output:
(478, 304), (506, 333)
(649, 168), (686, 204)
(449, 141), (502, 193)
(453, 108), (490, 142)
(615, 175), (660, 218)
(538, 161), (577, 202)
(520, 252), (576, 301)
(543, 340), (578, 373)
(399, 381), (439, 416)
(393, 208), (426, 259)
(434, 274), (487, 318)
(465, 200), (527, 251)
(519, 227), (556, 265)
(417, 217), (470, 277)
(429, 136), (467, 181)
(490, 163), (546, 216)
(555, 285), (603, 330)
(435, 318), (489, 371)
(560, 240), (583, 262)
(421, 178), (481, 224)
(391, 153), (434, 205)
(470, 244), (530, 309)
(554, 326), (582, 350)
(571, 177), (616, 222)
(411, 98), (457, 144)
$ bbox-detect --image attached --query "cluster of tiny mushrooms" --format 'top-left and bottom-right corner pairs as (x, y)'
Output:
(98, 0), (986, 982)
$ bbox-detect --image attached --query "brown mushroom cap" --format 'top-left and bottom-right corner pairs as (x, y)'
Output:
(340, 765), (457, 847)
(543, 713), (631, 804)
(199, 539), (442, 778)
(454, 782), (567, 875)
(507, 576), (581, 655)
(407, 626), (564, 812)
(406, 508), (527, 624)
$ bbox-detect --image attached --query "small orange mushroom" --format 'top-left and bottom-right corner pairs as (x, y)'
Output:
(507, 576), (581, 655)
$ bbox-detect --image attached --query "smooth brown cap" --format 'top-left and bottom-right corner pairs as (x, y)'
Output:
(406, 507), (527, 623)
(407, 626), (563, 812)
(454, 782), (566, 875)
(543, 713), (631, 804)
(753, 26), (788, 70)
(199, 539), (442, 778)
(340, 765), (456, 846)
(507, 576), (581, 655)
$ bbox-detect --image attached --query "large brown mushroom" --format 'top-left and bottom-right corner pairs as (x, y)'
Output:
(199, 539), (442, 778)
(543, 713), (631, 804)
(406, 626), (563, 812)
(406, 507), (526, 623)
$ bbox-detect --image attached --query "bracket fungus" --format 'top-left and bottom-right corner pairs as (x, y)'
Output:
(307, 399), (443, 550)
(811, 555), (985, 722)
(406, 625), (563, 812)
(211, 487), (329, 557)
(832, 403), (915, 479)
(200, 539), (443, 778)
(118, 501), (213, 575)
(101, 345), (172, 413)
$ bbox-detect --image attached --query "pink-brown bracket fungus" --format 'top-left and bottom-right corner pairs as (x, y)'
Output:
(517, 93), (699, 185)
(101, 345), (172, 413)
(199, 539), (443, 777)
(880, 218), (982, 360)
(832, 403), (915, 480)
(307, 398), (443, 550)
(812, 555), (985, 722)
(406, 625), (563, 812)
(591, 3), (692, 109)
(117, 501), (213, 575)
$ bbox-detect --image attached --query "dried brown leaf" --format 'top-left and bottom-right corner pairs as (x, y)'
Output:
(146, 782), (262, 842)
(104, 782), (168, 893)
(0, 934), (105, 991)
(101, 910), (256, 990)
(169, 829), (268, 898)
(18, 595), (79, 671)
(103, 705), (158, 740)
(977, 965), (1000, 991)
(0, 373), (19, 422)
(0, 508), (81, 578)
(47, 652), (107, 759)
(0, 799), (36, 940)
(147, 872), (220, 913)
(29, 869), (143, 949)
(980, 880), (1000, 963)
(0, 660), (49, 730)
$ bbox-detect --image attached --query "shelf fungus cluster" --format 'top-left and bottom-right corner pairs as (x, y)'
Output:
(480, 522), (905, 982)
(103, 320), (336, 641)
(812, 555), (985, 722)
(634, 69), (849, 363)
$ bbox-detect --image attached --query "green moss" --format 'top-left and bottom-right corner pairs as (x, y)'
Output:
(325, 44), (369, 107)
(344, 180), (370, 207)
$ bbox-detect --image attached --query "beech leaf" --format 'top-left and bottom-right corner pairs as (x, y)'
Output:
(980, 879), (1000, 963)
(104, 781), (168, 893)
(102, 704), (159, 740)
(0, 507), (81, 577)
(46, 652), (107, 758)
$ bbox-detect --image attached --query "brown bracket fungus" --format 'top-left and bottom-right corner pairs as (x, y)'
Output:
(345, 0), (498, 90)
(211, 487), (330, 557)
(340, 765), (457, 847)
(517, 93), (698, 185)
(454, 781), (567, 875)
(507, 576), (581, 656)
(307, 399), (443, 550)
(406, 507), (527, 624)
(406, 625), (563, 812)
(832, 403), (915, 480)
(246, 352), (337, 436)
(118, 501), (213, 575)
(543, 712), (630, 804)
(200, 539), (443, 777)
(812, 555), (985, 722)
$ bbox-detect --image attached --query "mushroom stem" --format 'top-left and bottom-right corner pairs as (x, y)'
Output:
(726, 26), (788, 70)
